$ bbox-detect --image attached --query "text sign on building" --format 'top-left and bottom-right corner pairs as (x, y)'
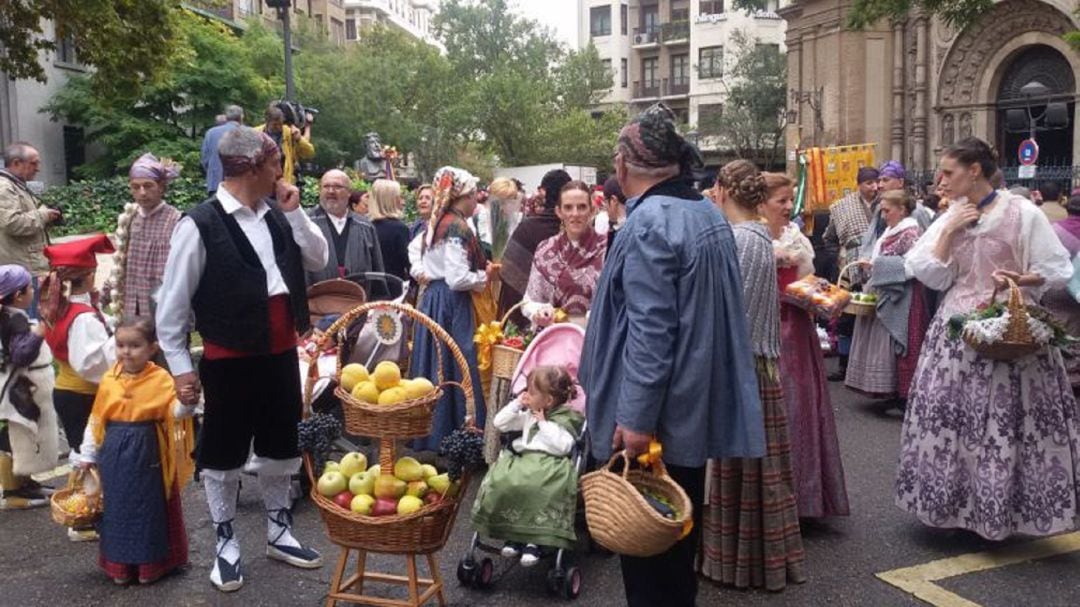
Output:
(1018, 139), (1039, 166)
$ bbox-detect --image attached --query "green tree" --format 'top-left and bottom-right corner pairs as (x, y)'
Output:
(0, 0), (184, 97)
(43, 10), (282, 178)
(697, 30), (787, 168)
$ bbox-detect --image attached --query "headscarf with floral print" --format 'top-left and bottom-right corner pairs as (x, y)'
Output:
(423, 166), (484, 269)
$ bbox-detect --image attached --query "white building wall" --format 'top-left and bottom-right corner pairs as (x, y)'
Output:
(0, 21), (87, 186)
(579, 0), (632, 105)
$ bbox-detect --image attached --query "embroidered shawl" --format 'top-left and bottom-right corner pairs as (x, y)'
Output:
(526, 229), (607, 315)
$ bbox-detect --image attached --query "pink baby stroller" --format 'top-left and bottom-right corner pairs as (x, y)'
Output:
(457, 323), (590, 600)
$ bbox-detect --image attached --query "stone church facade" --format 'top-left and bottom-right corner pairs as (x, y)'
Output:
(779, 0), (1080, 181)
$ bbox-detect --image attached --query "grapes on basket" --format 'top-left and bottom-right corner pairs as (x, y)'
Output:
(298, 413), (342, 476)
(438, 427), (484, 481)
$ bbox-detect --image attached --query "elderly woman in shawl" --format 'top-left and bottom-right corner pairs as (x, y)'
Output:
(845, 190), (930, 406)
(497, 169), (573, 327)
(521, 180), (606, 328)
(103, 153), (182, 319)
(410, 167), (494, 452)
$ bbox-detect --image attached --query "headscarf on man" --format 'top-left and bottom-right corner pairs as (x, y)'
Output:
(878, 160), (906, 182)
(128, 153), (181, 183)
(617, 103), (704, 179)
(220, 130), (280, 178)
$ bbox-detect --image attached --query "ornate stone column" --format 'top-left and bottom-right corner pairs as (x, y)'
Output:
(890, 18), (906, 161)
(912, 13), (929, 170)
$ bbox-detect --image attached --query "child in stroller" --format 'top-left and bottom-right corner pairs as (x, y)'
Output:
(459, 324), (590, 599)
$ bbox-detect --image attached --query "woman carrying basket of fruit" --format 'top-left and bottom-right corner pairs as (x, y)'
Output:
(845, 189), (930, 407)
(410, 166), (494, 452)
(897, 137), (1080, 540)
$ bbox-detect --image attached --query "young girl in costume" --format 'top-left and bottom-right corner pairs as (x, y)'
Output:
(471, 365), (584, 566)
(41, 234), (118, 540)
(74, 317), (195, 585)
(0, 264), (58, 510)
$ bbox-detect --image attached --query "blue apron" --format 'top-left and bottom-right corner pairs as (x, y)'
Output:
(98, 420), (168, 564)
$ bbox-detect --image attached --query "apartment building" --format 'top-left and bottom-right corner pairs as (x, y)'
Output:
(202, 1), (349, 44)
(343, 0), (442, 49)
(579, 0), (786, 161)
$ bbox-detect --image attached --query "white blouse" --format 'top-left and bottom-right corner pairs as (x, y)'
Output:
(492, 398), (577, 457)
(407, 230), (486, 292)
(67, 293), (115, 384)
(773, 222), (815, 277)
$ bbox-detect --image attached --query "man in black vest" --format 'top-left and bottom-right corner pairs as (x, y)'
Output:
(306, 169), (384, 286)
(156, 127), (329, 592)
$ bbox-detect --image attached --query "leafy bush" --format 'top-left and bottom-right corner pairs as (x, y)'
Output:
(41, 176), (210, 237)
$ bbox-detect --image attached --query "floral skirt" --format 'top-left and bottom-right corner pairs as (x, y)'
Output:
(699, 360), (806, 591)
(896, 315), (1080, 540)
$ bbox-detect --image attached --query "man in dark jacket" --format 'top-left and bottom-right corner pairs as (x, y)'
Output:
(306, 169), (385, 289)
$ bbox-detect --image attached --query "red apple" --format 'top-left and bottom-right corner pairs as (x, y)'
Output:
(371, 497), (398, 517)
(333, 490), (355, 510)
(423, 491), (442, 505)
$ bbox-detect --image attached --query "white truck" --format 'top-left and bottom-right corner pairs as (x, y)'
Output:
(493, 164), (599, 192)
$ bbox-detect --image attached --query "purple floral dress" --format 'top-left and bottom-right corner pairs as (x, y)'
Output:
(897, 193), (1080, 540)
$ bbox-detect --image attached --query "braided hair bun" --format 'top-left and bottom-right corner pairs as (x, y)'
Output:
(718, 159), (767, 210)
(528, 365), (578, 407)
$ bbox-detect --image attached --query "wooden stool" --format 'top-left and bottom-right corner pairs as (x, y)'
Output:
(325, 547), (447, 607)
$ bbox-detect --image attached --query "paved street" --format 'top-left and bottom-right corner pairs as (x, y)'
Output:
(3, 357), (1079, 607)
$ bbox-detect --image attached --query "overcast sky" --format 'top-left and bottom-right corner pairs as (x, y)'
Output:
(514, 0), (579, 50)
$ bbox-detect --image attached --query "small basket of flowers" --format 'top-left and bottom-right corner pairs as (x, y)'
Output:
(947, 277), (1073, 361)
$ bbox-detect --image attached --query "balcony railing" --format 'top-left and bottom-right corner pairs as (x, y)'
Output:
(633, 78), (690, 100)
(660, 21), (690, 43)
(633, 81), (661, 99)
(670, 80), (690, 95)
(632, 27), (659, 46)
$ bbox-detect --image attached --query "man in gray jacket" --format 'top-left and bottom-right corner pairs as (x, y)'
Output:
(306, 169), (385, 289)
(0, 142), (61, 317)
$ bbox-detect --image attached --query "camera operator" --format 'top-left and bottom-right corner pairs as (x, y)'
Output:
(255, 103), (314, 185)
(0, 142), (61, 318)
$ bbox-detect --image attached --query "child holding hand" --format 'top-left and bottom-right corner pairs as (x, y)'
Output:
(74, 317), (195, 585)
(471, 365), (584, 566)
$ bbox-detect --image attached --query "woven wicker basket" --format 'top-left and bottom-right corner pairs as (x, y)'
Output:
(580, 451), (692, 558)
(324, 302), (457, 438)
(491, 301), (526, 380)
(963, 277), (1041, 361)
(838, 262), (876, 318)
(50, 467), (103, 528)
(303, 302), (477, 554)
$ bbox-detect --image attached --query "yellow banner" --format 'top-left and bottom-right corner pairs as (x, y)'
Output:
(805, 144), (876, 211)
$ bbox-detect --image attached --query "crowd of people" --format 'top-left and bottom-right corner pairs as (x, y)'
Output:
(1, 99), (1079, 606)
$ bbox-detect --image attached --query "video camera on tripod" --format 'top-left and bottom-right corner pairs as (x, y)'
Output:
(274, 100), (319, 131)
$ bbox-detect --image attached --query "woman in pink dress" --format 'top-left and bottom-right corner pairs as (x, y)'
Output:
(762, 173), (850, 518)
(898, 137), (1080, 540)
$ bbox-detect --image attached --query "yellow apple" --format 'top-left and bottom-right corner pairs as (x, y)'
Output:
(397, 495), (424, 515)
(373, 361), (402, 390)
(340, 363), (370, 392)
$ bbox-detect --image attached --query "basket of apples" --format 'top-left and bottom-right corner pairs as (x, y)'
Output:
(845, 292), (877, 317)
(309, 302), (470, 439)
(310, 451), (464, 554)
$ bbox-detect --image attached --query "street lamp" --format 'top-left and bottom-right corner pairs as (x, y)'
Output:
(265, 0), (295, 101)
(1005, 79), (1068, 140)
(789, 87), (824, 145)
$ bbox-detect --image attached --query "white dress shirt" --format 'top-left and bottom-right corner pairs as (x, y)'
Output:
(67, 292), (116, 384)
(156, 184), (329, 375)
(327, 211), (348, 235)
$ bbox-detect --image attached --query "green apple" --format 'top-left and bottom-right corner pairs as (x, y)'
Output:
(350, 493), (375, 515)
(349, 471), (375, 496)
(324, 461), (340, 472)
(420, 464), (438, 479)
(397, 495), (424, 515)
(426, 473), (450, 495)
(339, 452), (368, 479)
(367, 463), (381, 476)
(316, 471), (348, 497)
(393, 456), (424, 482)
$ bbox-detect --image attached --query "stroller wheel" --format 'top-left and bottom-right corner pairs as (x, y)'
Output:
(562, 567), (582, 600)
(456, 558), (477, 587)
(476, 558), (495, 589)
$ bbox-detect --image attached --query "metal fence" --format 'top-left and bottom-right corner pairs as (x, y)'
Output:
(907, 165), (1080, 196)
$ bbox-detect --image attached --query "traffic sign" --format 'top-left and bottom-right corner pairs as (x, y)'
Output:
(1018, 139), (1039, 166)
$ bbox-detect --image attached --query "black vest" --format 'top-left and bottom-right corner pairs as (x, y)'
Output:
(187, 197), (310, 352)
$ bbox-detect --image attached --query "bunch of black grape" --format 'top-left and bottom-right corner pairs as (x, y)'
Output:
(438, 427), (484, 481)
(297, 413), (342, 476)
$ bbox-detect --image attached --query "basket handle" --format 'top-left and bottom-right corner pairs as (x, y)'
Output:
(309, 301), (476, 427)
(837, 261), (869, 289)
(603, 449), (669, 481)
(990, 275), (1031, 331)
(499, 300), (526, 328)
(68, 465), (101, 495)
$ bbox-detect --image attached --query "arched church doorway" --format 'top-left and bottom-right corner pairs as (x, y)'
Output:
(995, 45), (1075, 168)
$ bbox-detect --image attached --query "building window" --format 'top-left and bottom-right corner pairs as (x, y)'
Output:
(700, 0), (725, 14)
(671, 54), (689, 86)
(698, 103), (723, 127)
(642, 57), (659, 88)
(56, 31), (78, 66)
(346, 18), (357, 40)
(590, 6), (612, 37)
(756, 43), (781, 56)
(621, 58), (628, 88)
(641, 4), (659, 33)
(63, 126), (85, 183)
(699, 46), (723, 79)
(620, 4), (628, 35)
(602, 59), (613, 86)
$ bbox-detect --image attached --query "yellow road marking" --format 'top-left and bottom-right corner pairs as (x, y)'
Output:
(876, 531), (1080, 607)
